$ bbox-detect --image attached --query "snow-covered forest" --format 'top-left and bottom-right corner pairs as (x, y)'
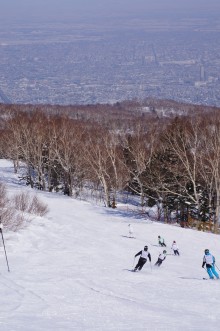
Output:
(0, 100), (220, 233)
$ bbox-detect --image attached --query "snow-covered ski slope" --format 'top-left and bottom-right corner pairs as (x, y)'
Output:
(0, 160), (220, 331)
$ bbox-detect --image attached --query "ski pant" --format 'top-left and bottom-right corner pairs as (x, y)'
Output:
(206, 266), (219, 279)
(135, 257), (147, 270)
(155, 258), (163, 266)
(174, 250), (180, 256)
(159, 243), (166, 247)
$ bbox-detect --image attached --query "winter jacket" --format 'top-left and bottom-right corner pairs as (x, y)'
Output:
(172, 243), (179, 251)
(158, 253), (166, 261)
(202, 253), (215, 268)
(158, 237), (165, 245)
(135, 250), (151, 262)
(128, 225), (134, 234)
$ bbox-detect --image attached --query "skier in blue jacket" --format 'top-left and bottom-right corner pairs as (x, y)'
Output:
(202, 249), (219, 279)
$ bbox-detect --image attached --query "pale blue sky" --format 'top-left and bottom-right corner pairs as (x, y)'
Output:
(0, 0), (220, 22)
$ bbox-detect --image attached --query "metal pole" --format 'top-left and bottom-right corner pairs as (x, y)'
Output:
(0, 224), (10, 272)
(215, 264), (220, 271)
(202, 266), (208, 279)
(132, 257), (135, 269)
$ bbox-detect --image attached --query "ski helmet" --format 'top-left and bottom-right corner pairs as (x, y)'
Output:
(163, 250), (167, 254)
(204, 249), (209, 254)
(158, 235), (160, 238)
(144, 246), (148, 250)
(173, 241), (176, 243)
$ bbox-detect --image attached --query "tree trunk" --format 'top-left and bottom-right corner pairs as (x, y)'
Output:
(102, 177), (111, 207)
(214, 188), (220, 233)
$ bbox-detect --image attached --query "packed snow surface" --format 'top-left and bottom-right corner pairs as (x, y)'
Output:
(0, 160), (220, 331)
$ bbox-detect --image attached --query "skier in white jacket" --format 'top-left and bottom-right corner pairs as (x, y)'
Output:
(171, 241), (180, 255)
(128, 224), (134, 238)
(155, 250), (167, 266)
(202, 249), (219, 279)
(133, 246), (151, 271)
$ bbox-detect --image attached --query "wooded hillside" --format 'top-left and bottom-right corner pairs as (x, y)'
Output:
(0, 99), (220, 232)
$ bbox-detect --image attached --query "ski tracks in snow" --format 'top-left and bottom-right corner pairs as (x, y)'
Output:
(0, 273), (48, 313)
(76, 277), (180, 314)
(76, 278), (139, 305)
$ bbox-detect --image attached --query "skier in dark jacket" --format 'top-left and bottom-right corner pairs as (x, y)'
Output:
(133, 246), (151, 272)
(155, 250), (167, 266)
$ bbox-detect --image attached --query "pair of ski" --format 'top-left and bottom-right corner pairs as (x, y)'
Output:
(125, 271), (215, 280)
(121, 235), (136, 239)
(128, 273), (209, 280)
(179, 277), (209, 281)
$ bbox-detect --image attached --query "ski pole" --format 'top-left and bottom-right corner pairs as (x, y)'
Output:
(0, 223), (10, 272)
(132, 257), (136, 269)
(150, 261), (152, 272)
(215, 264), (220, 271)
(202, 266), (208, 277)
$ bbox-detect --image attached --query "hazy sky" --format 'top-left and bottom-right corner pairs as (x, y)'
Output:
(1, 0), (220, 23)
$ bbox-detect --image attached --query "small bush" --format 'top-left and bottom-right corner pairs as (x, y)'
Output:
(0, 182), (49, 231)
(13, 191), (49, 216)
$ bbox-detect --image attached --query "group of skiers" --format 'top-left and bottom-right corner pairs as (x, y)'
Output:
(133, 236), (180, 272)
(131, 229), (219, 280)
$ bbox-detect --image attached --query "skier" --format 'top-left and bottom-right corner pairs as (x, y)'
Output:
(155, 250), (167, 267)
(128, 224), (134, 238)
(202, 249), (219, 280)
(171, 241), (180, 255)
(158, 235), (166, 247)
(133, 246), (151, 272)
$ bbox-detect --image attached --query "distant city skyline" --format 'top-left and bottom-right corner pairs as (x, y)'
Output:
(0, 0), (220, 107)
(0, 0), (220, 23)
